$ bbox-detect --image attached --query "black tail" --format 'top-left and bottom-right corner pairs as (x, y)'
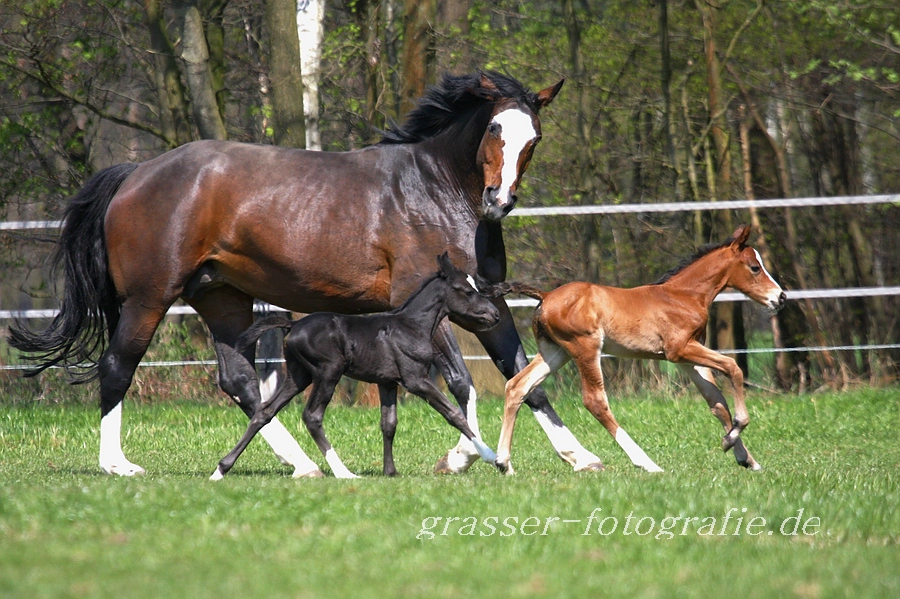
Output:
(8, 163), (139, 382)
(236, 315), (296, 354)
(491, 281), (546, 302)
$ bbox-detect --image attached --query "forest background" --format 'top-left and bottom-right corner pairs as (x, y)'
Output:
(1, 0), (898, 399)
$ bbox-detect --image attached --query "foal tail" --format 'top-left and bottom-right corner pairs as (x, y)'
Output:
(492, 281), (547, 302)
(8, 163), (139, 382)
(236, 315), (296, 354)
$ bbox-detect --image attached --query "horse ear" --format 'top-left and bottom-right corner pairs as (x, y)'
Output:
(479, 72), (500, 94)
(437, 252), (453, 275)
(730, 224), (752, 248)
(536, 79), (565, 108)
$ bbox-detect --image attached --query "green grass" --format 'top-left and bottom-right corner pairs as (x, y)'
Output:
(1, 387), (899, 598)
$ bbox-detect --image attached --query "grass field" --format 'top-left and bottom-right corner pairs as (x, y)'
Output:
(1, 386), (898, 598)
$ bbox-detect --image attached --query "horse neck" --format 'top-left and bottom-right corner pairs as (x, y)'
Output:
(395, 279), (449, 338)
(421, 105), (493, 206)
(662, 249), (734, 306)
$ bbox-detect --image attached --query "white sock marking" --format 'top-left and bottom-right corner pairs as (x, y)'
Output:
(99, 403), (145, 476)
(259, 417), (321, 476)
(615, 428), (663, 472)
(324, 448), (358, 479)
(532, 409), (603, 471)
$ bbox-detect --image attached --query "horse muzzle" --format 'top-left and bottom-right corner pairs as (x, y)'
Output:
(453, 306), (502, 332)
(482, 187), (517, 221)
(767, 291), (787, 314)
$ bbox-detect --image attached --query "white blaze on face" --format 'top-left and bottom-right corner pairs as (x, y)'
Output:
(752, 248), (783, 306)
(491, 108), (537, 206)
(466, 275), (479, 292)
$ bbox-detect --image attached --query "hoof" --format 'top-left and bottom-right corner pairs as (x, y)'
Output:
(434, 454), (453, 475)
(433, 448), (478, 474)
(210, 467), (225, 481)
(575, 461), (605, 472)
(722, 435), (737, 452)
(102, 462), (146, 477)
(293, 468), (325, 479)
(494, 460), (515, 475)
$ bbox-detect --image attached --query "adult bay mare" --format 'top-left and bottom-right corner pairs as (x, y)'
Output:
(10, 71), (607, 476)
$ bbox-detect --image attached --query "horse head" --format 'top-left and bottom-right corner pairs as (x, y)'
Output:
(475, 74), (564, 221)
(726, 225), (786, 314)
(436, 252), (501, 331)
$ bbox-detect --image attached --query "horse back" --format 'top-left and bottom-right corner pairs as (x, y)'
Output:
(101, 140), (472, 313)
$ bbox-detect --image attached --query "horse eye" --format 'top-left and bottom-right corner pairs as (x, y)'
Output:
(750, 265), (761, 274)
(488, 122), (501, 136)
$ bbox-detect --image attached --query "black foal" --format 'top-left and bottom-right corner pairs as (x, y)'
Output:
(211, 253), (501, 479)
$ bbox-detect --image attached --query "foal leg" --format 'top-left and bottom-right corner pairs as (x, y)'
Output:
(379, 384), (399, 476)
(190, 288), (322, 478)
(572, 350), (662, 473)
(302, 377), (358, 479)
(431, 321), (484, 474)
(482, 315), (604, 472)
(405, 376), (496, 465)
(675, 341), (749, 451)
(496, 341), (572, 474)
(210, 372), (304, 480)
(677, 364), (761, 470)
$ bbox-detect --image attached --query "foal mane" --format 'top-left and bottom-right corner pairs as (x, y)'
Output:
(380, 71), (539, 145)
(653, 237), (734, 285)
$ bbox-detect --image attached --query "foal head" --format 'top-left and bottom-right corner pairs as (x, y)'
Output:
(435, 253), (501, 331)
(476, 73), (564, 221)
(722, 225), (786, 314)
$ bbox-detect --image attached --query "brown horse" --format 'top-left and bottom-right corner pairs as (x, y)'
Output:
(494, 225), (786, 474)
(10, 71), (609, 477)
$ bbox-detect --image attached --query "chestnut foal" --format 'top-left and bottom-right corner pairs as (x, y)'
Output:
(211, 253), (500, 479)
(495, 225), (785, 474)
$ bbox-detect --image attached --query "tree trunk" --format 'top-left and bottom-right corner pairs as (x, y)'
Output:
(179, 0), (228, 140)
(399, 0), (436, 116)
(297, 0), (325, 150)
(143, 0), (193, 147)
(266, 0), (306, 148)
(695, 0), (743, 371)
(563, 0), (603, 283)
(658, 0), (678, 195)
(202, 0), (228, 122)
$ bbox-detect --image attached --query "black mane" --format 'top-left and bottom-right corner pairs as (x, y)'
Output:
(653, 237), (732, 285)
(380, 71), (539, 145)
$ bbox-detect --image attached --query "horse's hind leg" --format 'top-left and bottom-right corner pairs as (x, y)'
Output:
(379, 384), (399, 476)
(98, 302), (166, 475)
(431, 321), (485, 474)
(189, 287), (321, 477)
(478, 312), (605, 473)
(678, 364), (761, 470)
(302, 376), (358, 479)
(211, 370), (304, 480)
(572, 350), (662, 473)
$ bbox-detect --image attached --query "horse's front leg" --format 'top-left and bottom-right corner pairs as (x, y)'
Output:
(674, 341), (751, 454)
(474, 301), (604, 472)
(404, 376), (496, 466)
(192, 289), (322, 478)
(431, 321), (485, 474)
(677, 364), (761, 470)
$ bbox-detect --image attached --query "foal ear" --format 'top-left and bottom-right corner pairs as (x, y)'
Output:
(730, 224), (752, 248)
(437, 251), (454, 276)
(536, 79), (565, 108)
